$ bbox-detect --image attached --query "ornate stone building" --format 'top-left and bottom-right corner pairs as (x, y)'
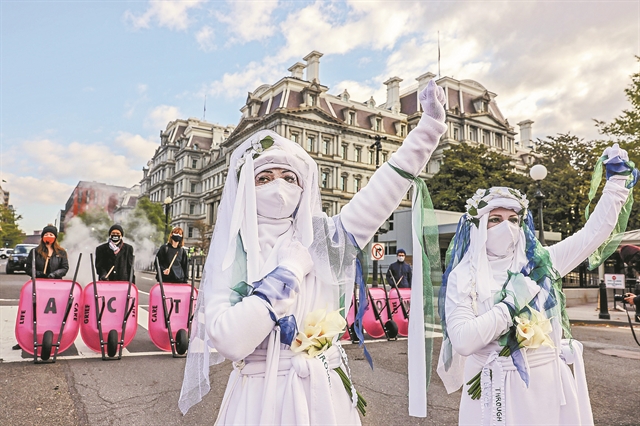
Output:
(141, 51), (537, 247)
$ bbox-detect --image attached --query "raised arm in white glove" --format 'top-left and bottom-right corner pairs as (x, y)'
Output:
(340, 80), (448, 248)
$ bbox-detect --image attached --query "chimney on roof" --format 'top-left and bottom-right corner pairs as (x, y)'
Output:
(383, 77), (403, 113)
(303, 51), (323, 83)
(288, 62), (306, 79)
(416, 72), (437, 93)
(517, 120), (535, 149)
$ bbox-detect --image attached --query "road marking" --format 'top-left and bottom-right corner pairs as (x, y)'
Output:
(141, 276), (153, 280)
(0, 299), (20, 302)
(138, 290), (150, 296)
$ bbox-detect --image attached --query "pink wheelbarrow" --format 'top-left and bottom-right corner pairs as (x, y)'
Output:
(363, 286), (397, 339)
(15, 254), (83, 363)
(148, 258), (198, 357)
(80, 254), (138, 360)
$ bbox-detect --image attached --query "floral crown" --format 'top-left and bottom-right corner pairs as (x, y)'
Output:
(235, 135), (275, 177)
(465, 187), (529, 219)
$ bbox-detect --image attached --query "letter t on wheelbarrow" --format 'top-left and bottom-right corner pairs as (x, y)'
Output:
(148, 258), (198, 357)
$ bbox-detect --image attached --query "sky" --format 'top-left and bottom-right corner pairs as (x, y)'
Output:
(1, 0), (639, 234)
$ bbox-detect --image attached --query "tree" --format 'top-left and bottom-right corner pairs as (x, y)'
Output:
(76, 208), (112, 241)
(428, 143), (530, 212)
(123, 196), (165, 247)
(534, 134), (606, 237)
(594, 57), (640, 229)
(0, 205), (24, 248)
(192, 219), (211, 254)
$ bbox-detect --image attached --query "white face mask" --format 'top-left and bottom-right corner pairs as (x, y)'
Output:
(255, 178), (303, 219)
(485, 219), (520, 258)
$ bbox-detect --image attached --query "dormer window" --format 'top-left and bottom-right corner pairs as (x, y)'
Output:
(344, 109), (357, 126)
(370, 115), (384, 132)
(309, 94), (317, 106)
(367, 97), (376, 108)
(341, 90), (350, 102)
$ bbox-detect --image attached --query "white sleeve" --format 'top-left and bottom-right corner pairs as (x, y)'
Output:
(446, 293), (512, 357)
(205, 296), (274, 362)
(340, 114), (447, 248)
(548, 178), (630, 277)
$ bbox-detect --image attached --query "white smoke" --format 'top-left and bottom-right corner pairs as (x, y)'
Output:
(62, 212), (161, 286)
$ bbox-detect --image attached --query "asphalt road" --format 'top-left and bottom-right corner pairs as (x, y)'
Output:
(2, 260), (640, 425)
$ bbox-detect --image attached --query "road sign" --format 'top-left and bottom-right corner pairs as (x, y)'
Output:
(604, 274), (625, 289)
(371, 243), (385, 261)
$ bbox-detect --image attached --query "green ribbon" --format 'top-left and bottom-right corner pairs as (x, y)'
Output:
(585, 157), (635, 270)
(389, 164), (441, 391)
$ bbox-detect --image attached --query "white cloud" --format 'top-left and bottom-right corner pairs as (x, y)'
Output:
(196, 25), (216, 51)
(145, 105), (182, 131)
(204, 58), (283, 99)
(215, 0), (279, 44)
(137, 84), (148, 94)
(115, 132), (158, 163)
(1, 173), (73, 207)
(124, 0), (206, 31)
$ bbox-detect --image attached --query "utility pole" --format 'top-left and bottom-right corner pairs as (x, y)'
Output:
(369, 134), (388, 286)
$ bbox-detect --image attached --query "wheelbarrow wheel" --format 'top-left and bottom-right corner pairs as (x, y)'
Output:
(349, 324), (359, 343)
(175, 329), (188, 355)
(384, 320), (398, 339)
(41, 330), (54, 361)
(107, 329), (119, 357)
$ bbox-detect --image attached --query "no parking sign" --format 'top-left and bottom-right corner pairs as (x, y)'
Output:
(371, 243), (385, 261)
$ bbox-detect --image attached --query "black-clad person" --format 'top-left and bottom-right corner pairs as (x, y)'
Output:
(156, 227), (189, 283)
(95, 224), (135, 283)
(386, 248), (412, 288)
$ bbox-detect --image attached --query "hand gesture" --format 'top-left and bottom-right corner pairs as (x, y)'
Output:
(278, 240), (313, 280)
(419, 79), (446, 123)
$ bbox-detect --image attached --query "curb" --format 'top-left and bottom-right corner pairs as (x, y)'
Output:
(569, 319), (631, 327)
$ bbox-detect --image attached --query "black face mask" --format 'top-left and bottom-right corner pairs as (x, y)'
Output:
(171, 234), (183, 243)
(110, 235), (121, 243)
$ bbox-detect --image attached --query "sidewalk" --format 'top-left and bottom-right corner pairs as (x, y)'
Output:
(567, 302), (637, 326)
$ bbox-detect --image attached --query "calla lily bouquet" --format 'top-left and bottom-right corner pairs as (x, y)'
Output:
(291, 308), (367, 416)
(467, 306), (555, 400)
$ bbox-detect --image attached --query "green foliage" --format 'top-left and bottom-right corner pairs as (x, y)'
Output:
(593, 57), (640, 229)
(0, 205), (24, 248)
(429, 143), (530, 212)
(595, 56), (640, 142)
(123, 196), (165, 247)
(534, 134), (608, 237)
(77, 208), (112, 241)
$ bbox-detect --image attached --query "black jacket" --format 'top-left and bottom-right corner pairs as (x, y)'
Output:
(386, 261), (412, 288)
(155, 244), (189, 283)
(95, 242), (135, 283)
(26, 248), (69, 279)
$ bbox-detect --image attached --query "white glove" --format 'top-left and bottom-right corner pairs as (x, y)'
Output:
(277, 240), (313, 282)
(419, 79), (446, 123)
(602, 143), (629, 163)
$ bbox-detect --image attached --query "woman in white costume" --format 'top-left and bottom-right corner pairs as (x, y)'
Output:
(437, 145), (638, 425)
(178, 80), (448, 424)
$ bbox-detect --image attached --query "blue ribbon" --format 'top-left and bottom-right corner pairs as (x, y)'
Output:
(253, 292), (299, 345)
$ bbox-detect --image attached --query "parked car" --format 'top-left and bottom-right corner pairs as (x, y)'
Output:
(5, 244), (38, 274)
(0, 248), (13, 259)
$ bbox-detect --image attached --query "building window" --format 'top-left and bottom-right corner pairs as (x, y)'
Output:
(190, 204), (195, 215)
(469, 127), (478, 142)
(382, 152), (388, 163)
(321, 171), (329, 188)
(322, 139), (330, 155)
(375, 118), (382, 132)
(496, 135), (503, 149)
(291, 133), (299, 143)
(482, 131), (489, 145)
(348, 111), (355, 125)
(188, 226), (194, 238)
(341, 145), (348, 160)
(191, 183), (196, 193)
(309, 94), (317, 106)
(340, 175), (347, 191)
(354, 177), (361, 192)
(388, 214), (394, 231)
(400, 124), (407, 137)
(322, 204), (331, 215)
(354, 147), (362, 163)
(386, 243), (397, 255)
(453, 126), (460, 141)
(192, 159), (197, 168)
(368, 150), (374, 165)
(307, 136), (315, 152)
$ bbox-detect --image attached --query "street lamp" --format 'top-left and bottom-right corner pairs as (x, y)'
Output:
(163, 196), (173, 241)
(369, 134), (388, 286)
(529, 164), (548, 246)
